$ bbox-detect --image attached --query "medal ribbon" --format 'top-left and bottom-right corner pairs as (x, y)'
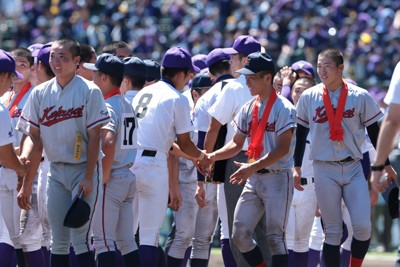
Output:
(322, 80), (348, 142)
(104, 88), (121, 100)
(7, 82), (32, 117)
(246, 90), (277, 160)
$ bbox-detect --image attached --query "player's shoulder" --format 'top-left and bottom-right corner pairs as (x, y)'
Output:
(73, 75), (101, 92)
(346, 83), (369, 97)
(224, 76), (246, 91)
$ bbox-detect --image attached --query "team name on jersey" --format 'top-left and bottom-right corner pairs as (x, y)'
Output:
(248, 121), (276, 133)
(313, 106), (355, 123)
(40, 105), (85, 126)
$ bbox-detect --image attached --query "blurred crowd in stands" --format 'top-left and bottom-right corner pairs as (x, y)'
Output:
(1, 0), (399, 97)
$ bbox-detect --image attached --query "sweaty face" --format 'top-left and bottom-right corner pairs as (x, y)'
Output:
(245, 73), (265, 96)
(317, 55), (343, 89)
(49, 42), (79, 82)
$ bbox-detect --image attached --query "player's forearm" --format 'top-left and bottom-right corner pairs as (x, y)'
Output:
(251, 144), (290, 171)
(374, 117), (399, 166)
(22, 144), (43, 187)
(204, 120), (221, 153)
(0, 144), (24, 171)
(168, 154), (179, 189)
(169, 143), (195, 161)
(85, 126), (102, 179)
(20, 130), (40, 160)
(178, 139), (202, 159)
(212, 139), (242, 161)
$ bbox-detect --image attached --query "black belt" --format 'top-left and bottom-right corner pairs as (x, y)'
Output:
(337, 156), (354, 163)
(142, 150), (157, 157)
(256, 168), (282, 174)
(300, 177), (314, 185)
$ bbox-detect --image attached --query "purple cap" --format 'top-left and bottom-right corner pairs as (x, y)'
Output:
(222, 35), (261, 56)
(0, 49), (24, 79)
(206, 48), (231, 68)
(84, 53), (124, 79)
(291, 60), (315, 78)
(37, 42), (53, 67)
(28, 43), (44, 57)
(162, 47), (200, 72)
(192, 54), (208, 70)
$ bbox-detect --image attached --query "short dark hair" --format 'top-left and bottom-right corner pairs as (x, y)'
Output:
(11, 48), (34, 66)
(100, 71), (122, 88)
(258, 70), (275, 85)
(208, 60), (230, 76)
(161, 67), (190, 80)
(80, 44), (96, 63)
(318, 48), (344, 66)
(102, 41), (129, 55)
(125, 75), (146, 89)
(55, 38), (81, 58)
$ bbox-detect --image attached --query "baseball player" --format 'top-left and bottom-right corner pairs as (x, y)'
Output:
(201, 51), (296, 267)
(102, 41), (132, 60)
(130, 46), (212, 267)
(285, 77), (317, 267)
(76, 44), (97, 81)
(84, 53), (139, 267)
(205, 35), (271, 267)
(121, 56), (148, 104)
(143, 59), (161, 87)
(294, 48), (396, 267)
(17, 38), (110, 267)
(0, 48), (27, 267)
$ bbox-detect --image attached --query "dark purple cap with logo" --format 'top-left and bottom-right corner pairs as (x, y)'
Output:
(162, 47), (200, 73)
(222, 35), (261, 56)
(206, 48), (231, 68)
(0, 49), (24, 79)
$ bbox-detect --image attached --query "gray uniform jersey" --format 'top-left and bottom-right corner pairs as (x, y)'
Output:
(103, 94), (136, 169)
(18, 76), (110, 163)
(234, 95), (297, 170)
(296, 83), (383, 161)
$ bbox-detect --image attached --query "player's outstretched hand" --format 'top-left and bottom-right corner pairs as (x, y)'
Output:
(17, 183), (32, 210)
(385, 165), (397, 183)
(79, 177), (93, 197)
(198, 152), (214, 176)
(280, 66), (297, 86)
(293, 166), (304, 191)
(371, 170), (388, 193)
(195, 181), (206, 208)
(230, 161), (254, 184)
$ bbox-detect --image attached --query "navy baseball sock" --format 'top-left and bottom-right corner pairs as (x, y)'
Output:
(167, 255), (182, 267)
(50, 253), (69, 267)
(24, 249), (45, 267)
(180, 246), (191, 267)
(122, 250), (140, 266)
(288, 249), (294, 266)
(322, 243), (340, 267)
(76, 251), (95, 267)
(307, 248), (320, 267)
(190, 258), (208, 267)
(294, 251), (308, 266)
(0, 243), (14, 267)
(271, 254), (288, 267)
(340, 248), (351, 267)
(16, 248), (26, 267)
(350, 238), (370, 267)
(158, 246), (166, 267)
(115, 248), (123, 267)
(241, 246), (264, 266)
(97, 251), (116, 267)
(41, 247), (50, 267)
(139, 245), (158, 267)
(220, 239), (237, 267)
(69, 246), (79, 267)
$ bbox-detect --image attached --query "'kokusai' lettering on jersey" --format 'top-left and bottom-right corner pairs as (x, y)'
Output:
(234, 95), (297, 170)
(103, 94), (137, 169)
(131, 80), (193, 154)
(296, 82), (383, 161)
(18, 76), (110, 163)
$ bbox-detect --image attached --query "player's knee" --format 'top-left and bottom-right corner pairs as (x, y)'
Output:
(266, 234), (287, 255)
(231, 223), (252, 252)
(352, 221), (371, 241)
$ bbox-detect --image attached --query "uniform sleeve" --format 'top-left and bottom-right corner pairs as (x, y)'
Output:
(19, 88), (41, 129)
(86, 87), (110, 130)
(208, 86), (236, 125)
(0, 108), (14, 146)
(232, 102), (250, 137)
(175, 96), (194, 135)
(101, 103), (118, 133)
(384, 62), (400, 105)
(361, 90), (383, 127)
(193, 99), (210, 132)
(295, 93), (310, 128)
(275, 101), (297, 136)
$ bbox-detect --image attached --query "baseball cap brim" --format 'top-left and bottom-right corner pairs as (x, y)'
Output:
(14, 70), (24, 79)
(236, 67), (255, 75)
(221, 47), (239, 55)
(191, 64), (201, 73)
(83, 62), (98, 71)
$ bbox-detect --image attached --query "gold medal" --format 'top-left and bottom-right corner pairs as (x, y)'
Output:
(248, 158), (256, 163)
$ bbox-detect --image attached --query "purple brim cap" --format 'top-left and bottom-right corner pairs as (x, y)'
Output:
(0, 49), (24, 79)
(162, 47), (201, 73)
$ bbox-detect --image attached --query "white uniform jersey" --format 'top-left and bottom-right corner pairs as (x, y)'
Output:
(0, 103), (14, 147)
(208, 75), (252, 148)
(385, 61), (400, 105)
(17, 76), (110, 163)
(182, 89), (194, 110)
(131, 79), (193, 154)
(234, 95), (297, 170)
(193, 79), (234, 132)
(124, 90), (139, 105)
(103, 94), (136, 169)
(296, 83), (383, 161)
(0, 85), (34, 148)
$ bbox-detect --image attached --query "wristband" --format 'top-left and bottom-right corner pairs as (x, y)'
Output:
(198, 151), (205, 161)
(370, 163), (385, 171)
